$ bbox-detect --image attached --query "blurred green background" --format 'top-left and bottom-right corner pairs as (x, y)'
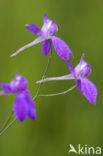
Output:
(0, 0), (103, 155)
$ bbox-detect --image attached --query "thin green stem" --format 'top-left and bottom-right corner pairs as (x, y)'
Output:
(0, 111), (14, 132)
(33, 46), (52, 101)
(0, 118), (17, 137)
(0, 43), (52, 136)
(38, 85), (76, 97)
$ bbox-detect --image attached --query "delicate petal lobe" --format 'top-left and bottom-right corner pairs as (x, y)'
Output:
(44, 13), (48, 22)
(10, 73), (28, 93)
(0, 73), (28, 94)
(42, 14), (58, 37)
(36, 73), (74, 84)
(25, 90), (36, 120)
(74, 54), (91, 78)
(67, 60), (75, 76)
(47, 21), (58, 36)
(77, 78), (98, 104)
(51, 36), (73, 60)
(41, 21), (58, 37)
(41, 40), (51, 55)
(25, 23), (41, 34)
(0, 84), (12, 93)
(11, 36), (44, 57)
(13, 92), (28, 122)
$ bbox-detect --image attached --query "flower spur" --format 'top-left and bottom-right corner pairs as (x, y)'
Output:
(11, 13), (73, 61)
(37, 54), (98, 104)
(0, 73), (36, 122)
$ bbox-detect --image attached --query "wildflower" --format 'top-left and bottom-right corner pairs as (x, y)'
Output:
(37, 54), (98, 104)
(11, 13), (73, 61)
(0, 73), (36, 122)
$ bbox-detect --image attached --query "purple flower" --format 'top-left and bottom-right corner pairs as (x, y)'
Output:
(11, 13), (73, 61)
(37, 54), (98, 104)
(0, 73), (36, 122)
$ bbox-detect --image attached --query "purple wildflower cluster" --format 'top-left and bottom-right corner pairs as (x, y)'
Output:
(0, 13), (98, 123)
(38, 54), (97, 104)
(11, 13), (73, 61)
(0, 73), (36, 122)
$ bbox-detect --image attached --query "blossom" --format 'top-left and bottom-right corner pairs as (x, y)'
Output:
(11, 13), (73, 61)
(37, 54), (98, 104)
(0, 73), (36, 122)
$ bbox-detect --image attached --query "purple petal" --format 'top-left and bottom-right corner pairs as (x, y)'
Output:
(41, 20), (58, 37)
(36, 73), (74, 84)
(0, 91), (8, 96)
(13, 92), (28, 122)
(76, 80), (81, 90)
(77, 78), (98, 104)
(42, 13), (58, 37)
(0, 84), (11, 93)
(25, 90), (36, 120)
(47, 21), (58, 36)
(51, 36), (73, 61)
(80, 53), (85, 63)
(11, 36), (44, 57)
(41, 40), (51, 56)
(0, 73), (28, 94)
(74, 54), (91, 78)
(10, 74), (28, 93)
(67, 60), (75, 75)
(44, 13), (48, 23)
(25, 23), (41, 35)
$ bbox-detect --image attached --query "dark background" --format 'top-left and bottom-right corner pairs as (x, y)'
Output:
(0, 0), (102, 156)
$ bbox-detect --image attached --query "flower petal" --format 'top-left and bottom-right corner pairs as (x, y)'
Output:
(25, 90), (36, 120)
(36, 73), (74, 84)
(11, 36), (44, 57)
(51, 36), (73, 61)
(41, 18), (58, 37)
(10, 74), (28, 93)
(41, 40), (51, 55)
(77, 78), (98, 104)
(13, 92), (28, 122)
(0, 84), (11, 93)
(25, 23), (41, 35)
(74, 53), (91, 78)
(80, 53), (85, 63)
(44, 13), (48, 23)
(67, 60), (75, 75)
